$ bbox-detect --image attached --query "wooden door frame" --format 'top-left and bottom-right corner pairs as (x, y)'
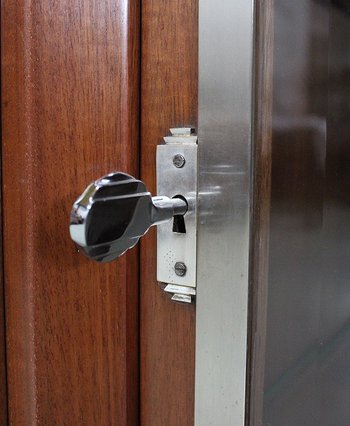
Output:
(0, 14), (8, 423)
(140, 1), (198, 425)
(0, 175), (7, 425)
(246, 1), (274, 425)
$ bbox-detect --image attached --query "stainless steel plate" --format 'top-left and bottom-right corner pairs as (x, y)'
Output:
(156, 136), (198, 291)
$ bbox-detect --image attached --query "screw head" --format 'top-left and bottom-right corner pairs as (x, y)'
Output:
(174, 262), (187, 277)
(173, 154), (186, 168)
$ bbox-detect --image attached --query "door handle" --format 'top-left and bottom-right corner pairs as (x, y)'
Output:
(69, 128), (198, 302)
(69, 171), (188, 262)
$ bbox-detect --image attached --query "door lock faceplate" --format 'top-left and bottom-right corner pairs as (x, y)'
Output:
(157, 128), (198, 303)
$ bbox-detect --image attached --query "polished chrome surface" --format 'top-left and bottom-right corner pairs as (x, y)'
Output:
(195, 0), (254, 424)
(70, 172), (187, 262)
(157, 129), (198, 300)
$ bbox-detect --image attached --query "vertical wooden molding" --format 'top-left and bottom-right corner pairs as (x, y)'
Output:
(140, 1), (198, 425)
(246, 1), (274, 425)
(0, 5), (8, 416)
(0, 149), (7, 426)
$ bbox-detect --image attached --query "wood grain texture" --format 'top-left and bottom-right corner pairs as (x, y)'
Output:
(246, 2), (274, 425)
(1, 0), (140, 424)
(0, 185), (7, 425)
(140, 1), (198, 425)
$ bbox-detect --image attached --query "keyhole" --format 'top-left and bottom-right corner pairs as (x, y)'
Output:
(172, 195), (187, 234)
(173, 214), (186, 233)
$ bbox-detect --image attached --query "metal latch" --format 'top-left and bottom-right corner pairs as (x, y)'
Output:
(157, 128), (198, 303)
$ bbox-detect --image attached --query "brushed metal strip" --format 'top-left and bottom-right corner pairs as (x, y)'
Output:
(195, 0), (255, 424)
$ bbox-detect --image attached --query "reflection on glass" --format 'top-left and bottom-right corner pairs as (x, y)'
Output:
(263, 1), (350, 425)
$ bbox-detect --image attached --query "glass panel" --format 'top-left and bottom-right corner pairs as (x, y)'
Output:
(263, 1), (350, 424)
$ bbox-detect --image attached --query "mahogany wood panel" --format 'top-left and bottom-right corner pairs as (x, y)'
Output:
(140, 1), (198, 425)
(2, 0), (140, 424)
(0, 190), (7, 424)
(246, 2), (273, 425)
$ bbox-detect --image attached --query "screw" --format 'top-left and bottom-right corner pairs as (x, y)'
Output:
(173, 154), (186, 168)
(174, 262), (187, 277)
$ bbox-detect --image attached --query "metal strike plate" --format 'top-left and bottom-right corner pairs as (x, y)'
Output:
(157, 128), (198, 302)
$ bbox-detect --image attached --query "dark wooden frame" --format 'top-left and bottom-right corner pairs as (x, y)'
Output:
(0, 8), (8, 422)
(246, 1), (274, 425)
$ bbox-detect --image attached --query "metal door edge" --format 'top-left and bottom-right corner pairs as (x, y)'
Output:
(195, 1), (255, 425)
